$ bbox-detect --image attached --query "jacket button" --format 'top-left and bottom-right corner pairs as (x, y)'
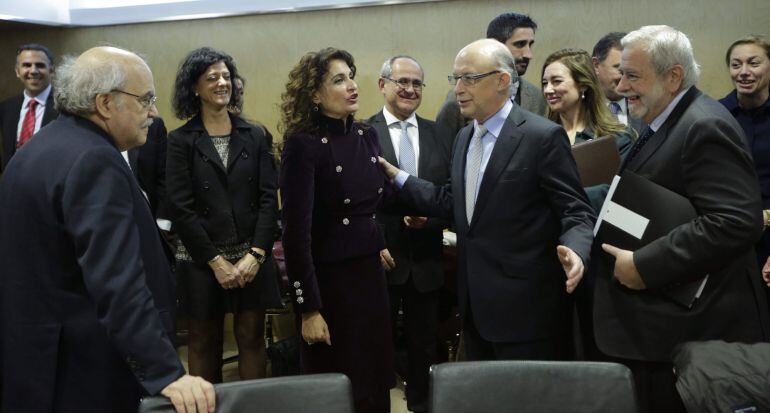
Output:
(321, 137), (328, 144)
(335, 165), (342, 173)
(242, 152), (248, 159)
(202, 155), (208, 162)
(295, 288), (303, 296)
(371, 157), (376, 163)
(343, 198), (351, 204)
(342, 218), (349, 225)
(377, 187), (383, 194)
(293, 281), (301, 288)
(358, 129), (364, 135)
(296, 297), (304, 304)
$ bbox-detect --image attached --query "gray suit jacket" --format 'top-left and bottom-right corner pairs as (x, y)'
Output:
(593, 87), (770, 361)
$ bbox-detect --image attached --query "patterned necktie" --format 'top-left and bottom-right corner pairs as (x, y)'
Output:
(398, 121), (417, 176)
(17, 99), (38, 148)
(465, 124), (488, 223)
(623, 126), (655, 170)
(609, 101), (622, 118)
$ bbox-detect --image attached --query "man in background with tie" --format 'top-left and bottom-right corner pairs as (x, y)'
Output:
(366, 55), (451, 413)
(379, 40), (594, 361)
(596, 26), (769, 413)
(0, 43), (59, 172)
(592, 32), (644, 134)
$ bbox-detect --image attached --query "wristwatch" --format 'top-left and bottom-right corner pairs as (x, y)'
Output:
(248, 249), (266, 264)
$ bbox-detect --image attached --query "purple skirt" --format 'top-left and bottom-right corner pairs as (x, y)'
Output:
(298, 253), (396, 402)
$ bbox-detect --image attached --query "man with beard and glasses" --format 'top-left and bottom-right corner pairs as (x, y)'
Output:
(0, 43), (58, 171)
(595, 26), (770, 413)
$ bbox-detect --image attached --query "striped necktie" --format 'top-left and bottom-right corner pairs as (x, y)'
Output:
(398, 121), (417, 176)
(465, 124), (488, 223)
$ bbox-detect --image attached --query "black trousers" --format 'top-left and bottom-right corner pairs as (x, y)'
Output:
(389, 279), (440, 413)
(462, 303), (572, 361)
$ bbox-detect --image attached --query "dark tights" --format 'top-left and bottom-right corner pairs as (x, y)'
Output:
(188, 309), (267, 382)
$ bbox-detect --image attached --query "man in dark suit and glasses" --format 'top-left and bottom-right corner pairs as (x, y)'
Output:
(380, 39), (595, 362)
(597, 25), (770, 413)
(0, 46), (215, 413)
(366, 55), (451, 413)
(0, 43), (59, 171)
(591, 32), (644, 134)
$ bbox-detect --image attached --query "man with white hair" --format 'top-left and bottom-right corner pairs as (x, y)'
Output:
(597, 25), (770, 412)
(380, 39), (595, 361)
(0, 46), (215, 413)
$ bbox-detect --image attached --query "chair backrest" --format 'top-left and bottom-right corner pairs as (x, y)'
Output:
(139, 373), (353, 413)
(429, 361), (638, 413)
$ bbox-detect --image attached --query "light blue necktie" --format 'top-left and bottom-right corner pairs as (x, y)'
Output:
(398, 121), (417, 176)
(465, 124), (487, 223)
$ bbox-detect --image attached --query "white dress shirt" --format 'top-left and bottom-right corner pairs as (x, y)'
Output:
(16, 84), (52, 141)
(382, 106), (420, 177)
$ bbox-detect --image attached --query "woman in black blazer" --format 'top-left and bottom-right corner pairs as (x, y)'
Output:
(167, 47), (281, 382)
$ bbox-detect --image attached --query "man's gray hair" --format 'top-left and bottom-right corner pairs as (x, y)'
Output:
(621, 25), (700, 90)
(379, 55), (424, 79)
(491, 47), (519, 97)
(54, 55), (127, 116)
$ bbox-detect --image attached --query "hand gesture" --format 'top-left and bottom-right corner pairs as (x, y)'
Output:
(557, 245), (584, 293)
(208, 256), (244, 289)
(404, 216), (428, 229)
(602, 243), (646, 290)
(302, 311), (331, 346)
(377, 156), (401, 182)
(160, 374), (216, 413)
(380, 248), (396, 270)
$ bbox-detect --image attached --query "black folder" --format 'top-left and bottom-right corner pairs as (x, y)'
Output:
(595, 170), (707, 308)
(571, 135), (620, 186)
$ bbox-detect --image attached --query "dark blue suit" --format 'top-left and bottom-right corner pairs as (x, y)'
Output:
(398, 103), (595, 357)
(0, 114), (184, 413)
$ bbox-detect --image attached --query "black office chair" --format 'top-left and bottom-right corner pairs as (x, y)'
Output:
(429, 360), (638, 413)
(138, 373), (353, 413)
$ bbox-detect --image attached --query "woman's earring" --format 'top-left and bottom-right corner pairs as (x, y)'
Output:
(195, 91), (199, 97)
(581, 91), (586, 99)
(312, 104), (319, 112)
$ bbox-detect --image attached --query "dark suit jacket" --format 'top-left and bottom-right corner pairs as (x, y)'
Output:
(0, 90), (58, 171)
(398, 103), (596, 343)
(166, 113), (278, 265)
(0, 114), (184, 413)
(366, 111), (452, 292)
(593, 87), (770, 362)
(129, 117), (168, 219)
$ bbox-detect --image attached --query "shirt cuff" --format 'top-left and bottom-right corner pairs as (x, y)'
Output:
(395, 170), (410, 188)
(156, 219), (172, 231)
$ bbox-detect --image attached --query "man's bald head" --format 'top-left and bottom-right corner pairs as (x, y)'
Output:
(452, 39), (517, 122)
(54, 46), (157, 151)
(54, 46), (151, 116)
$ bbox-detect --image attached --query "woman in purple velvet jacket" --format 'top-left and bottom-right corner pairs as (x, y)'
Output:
(278, 47), (395, 413)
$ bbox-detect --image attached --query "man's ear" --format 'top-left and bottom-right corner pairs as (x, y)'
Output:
(498, 71), (512, 92)
(591, 56), (601, 73)
(377, 77), (386, 92)
(666, 65), (685, 93)
(94, 92), (114, 119)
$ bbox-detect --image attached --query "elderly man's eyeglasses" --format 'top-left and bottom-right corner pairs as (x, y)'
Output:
(448, 71), (501, 86)
(382, 77), (425, 90)
(113, 89), (158, 109)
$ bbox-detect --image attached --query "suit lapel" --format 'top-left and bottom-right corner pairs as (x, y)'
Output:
(372, 112), (397, 164)
(127, 147), (141, 180)
(470, 111), (525, 225)
(626, 87), (700, 172)
(42, 92), (57, 125)
(3, 95), (24, 158)
(194, 133), (227, 173)
(453, 125), (473, 231)
(226, 127), (247, 172)
(416, 116), (435, 178)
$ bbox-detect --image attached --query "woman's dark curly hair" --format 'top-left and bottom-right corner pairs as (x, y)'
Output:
(172, 47), (243, 120)
(279, 47), (356, 137)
